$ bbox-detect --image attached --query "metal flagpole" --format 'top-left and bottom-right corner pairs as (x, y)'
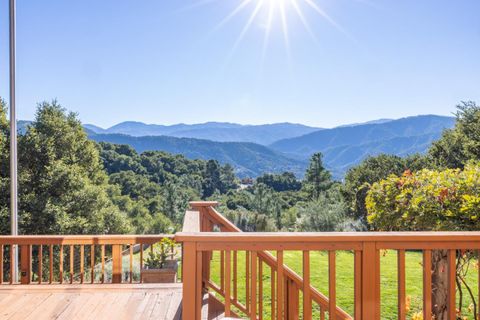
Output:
(9, 0), (18, 283)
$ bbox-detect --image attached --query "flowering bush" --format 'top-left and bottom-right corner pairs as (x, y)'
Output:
(366, 163), (480, 231)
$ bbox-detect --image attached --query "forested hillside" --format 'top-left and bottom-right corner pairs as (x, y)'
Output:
(88, 133), (306, 178)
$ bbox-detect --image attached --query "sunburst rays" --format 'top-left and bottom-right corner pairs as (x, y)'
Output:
(182, 0), (351, 64)
(223, 0), (348, 60)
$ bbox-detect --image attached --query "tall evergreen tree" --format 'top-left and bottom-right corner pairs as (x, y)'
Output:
(303, 152), (332, 200)
(202, 160), (222, 198)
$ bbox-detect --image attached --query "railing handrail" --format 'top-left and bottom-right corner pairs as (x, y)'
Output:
(176, 231), (480, 242)
(0, 234), (173, 245)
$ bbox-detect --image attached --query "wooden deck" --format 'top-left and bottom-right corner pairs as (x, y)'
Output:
(0, 284), (182, 320)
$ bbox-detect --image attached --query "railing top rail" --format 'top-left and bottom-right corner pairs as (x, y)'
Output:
(0, 234), (174, 245)
(176, 231), (480, 243)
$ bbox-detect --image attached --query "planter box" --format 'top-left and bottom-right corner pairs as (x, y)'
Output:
(142, 260), (178, 283)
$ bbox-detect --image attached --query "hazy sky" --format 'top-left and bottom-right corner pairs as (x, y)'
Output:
(0, 0), (479, 128)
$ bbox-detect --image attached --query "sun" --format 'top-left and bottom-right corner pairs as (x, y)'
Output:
(209, 0), (346, 60)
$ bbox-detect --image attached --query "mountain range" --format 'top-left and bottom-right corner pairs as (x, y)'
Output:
(85, 121), (320, 145)
(84, 115), (455, 178)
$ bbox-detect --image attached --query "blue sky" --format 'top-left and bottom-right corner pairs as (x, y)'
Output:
(0, 0), (479, 128)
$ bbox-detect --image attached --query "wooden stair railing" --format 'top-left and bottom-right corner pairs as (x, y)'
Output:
(186, 201), (353, 320)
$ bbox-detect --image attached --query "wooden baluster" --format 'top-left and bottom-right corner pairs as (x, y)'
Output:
(90, 245), (95, 284)
(284, 277), (288, 320)
(320, 308), (325, 320)
(225, 250), (232, 317)
(361, 242), (380, 320)
(130, 244), (133, 283)
(112, 244), (122, 283)
(447, 249), (456, 320)
(220, 250), (225, 293)
(259, 258), (263, 320)
(0, 244), (3, 284)
(478, 249), (480, 320)
(49, 245), (53, 284)
(59, 245), (64, 284)
(303, 251), (312, 320)
(80, 245), (84, 284)
(423, 250), (432, 319)
(233, 251), (238, 302)
(140, 243), (143, 283)
(196, 251), (203, 319)
(38, 245), (43, 284)
(277, 250), (284, 320)
(250, 251), (257, 320)
(246, 251), (250, 313)
(287, 279), (299, 320)
(101, 245), (105, 283)
(329, 250), (336, 320)
(397, 250), (406, 320)
(20, 245), (32, 284)
(354, 250), (362, 320)
(10, 244), (14, 284)
(69, 245), (74, 284)
(271, 265), (276, 320)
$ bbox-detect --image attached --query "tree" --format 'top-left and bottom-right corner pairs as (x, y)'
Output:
(256, 172), (301, 192)
(429, 101), (480, 169)
(1, 101), (131, 235)
(343, 154), (428, 221)
(251, 183), (282, 229)
(366, 164), (480, 318)
(202, 160), (222, 198)
(162, 181), (189, 224)
(219, 164), (238, 193)
(296, 185), (358, 232)
(0, 99), (9, 234)
(302, 153), (332, 200)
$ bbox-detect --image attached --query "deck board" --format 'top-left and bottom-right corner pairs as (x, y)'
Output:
(0, 284), (182, 320)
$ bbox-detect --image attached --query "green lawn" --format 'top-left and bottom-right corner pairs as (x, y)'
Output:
(209, 250), (479, 320)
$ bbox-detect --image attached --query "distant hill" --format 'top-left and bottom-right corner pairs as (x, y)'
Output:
(322, 132), (445, 178)
(86, 121), (320, 145)
(88, 133), (307, 178)
(270, 115), (455, 177)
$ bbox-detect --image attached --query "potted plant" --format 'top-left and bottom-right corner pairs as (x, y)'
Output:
(141, 237), (178, 283)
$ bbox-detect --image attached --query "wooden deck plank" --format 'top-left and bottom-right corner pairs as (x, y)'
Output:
(149, 292), (172, 319)
(1, 293), (48, 318)
(0, 284), (182, 320)
(23, 292), (75, 320)
(139, 292), (160, 319)
(55, 292), (98, 320)
(9, 293), (53, 320)
(165, 291), (182, 320)
(83, 292), (114, 320)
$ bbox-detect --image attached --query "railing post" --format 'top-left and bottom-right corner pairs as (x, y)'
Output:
(183, 241), (200, 320)
(361, 242), (380, 320)
(20, 244), (31, 284)
(190, 201), (216, 285)
(112, 244), (122, 283)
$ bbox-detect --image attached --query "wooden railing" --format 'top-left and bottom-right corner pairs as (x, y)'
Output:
(179, 202), (480, 320)
(181, 202), (353, 319)
(0, 235), (173, 285)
